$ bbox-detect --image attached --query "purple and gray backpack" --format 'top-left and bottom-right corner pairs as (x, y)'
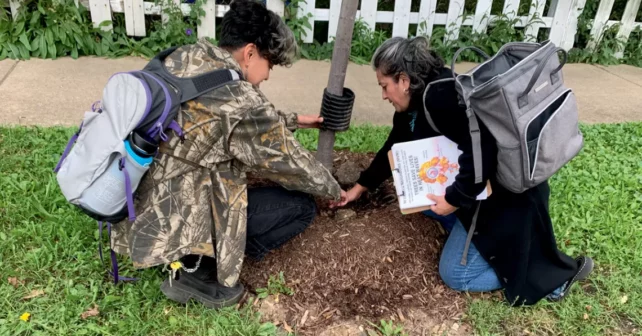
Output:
(54, 46), (240, 282)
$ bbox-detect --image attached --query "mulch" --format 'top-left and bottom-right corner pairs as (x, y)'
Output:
(242, 152), (466, 334)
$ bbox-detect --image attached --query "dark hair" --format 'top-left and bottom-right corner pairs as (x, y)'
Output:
(372, 36), (445, 94)
(218, 0), (298, 67)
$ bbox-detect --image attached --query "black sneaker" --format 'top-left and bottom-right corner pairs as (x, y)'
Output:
(160, 270), (244, 309)
(548, 256), (594, 302)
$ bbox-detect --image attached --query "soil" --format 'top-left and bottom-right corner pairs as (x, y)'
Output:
(242, 152), (470, 335)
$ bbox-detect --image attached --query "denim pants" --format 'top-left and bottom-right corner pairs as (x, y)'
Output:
(423, 210), (503, 292)
(423, 210), (565, 298)
(244, 186), (316, 260)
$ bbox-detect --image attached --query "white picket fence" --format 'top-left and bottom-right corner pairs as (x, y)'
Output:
(6, 0), (642, 57)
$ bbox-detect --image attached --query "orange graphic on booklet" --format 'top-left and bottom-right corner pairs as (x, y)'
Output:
(418, 156), (460, 184)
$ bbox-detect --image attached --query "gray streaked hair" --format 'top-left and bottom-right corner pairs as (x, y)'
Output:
(372, 36), (445, 94)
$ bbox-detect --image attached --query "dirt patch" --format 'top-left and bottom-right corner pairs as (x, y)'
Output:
(615, 313), (640, 335)
(243, 152), (468, 335)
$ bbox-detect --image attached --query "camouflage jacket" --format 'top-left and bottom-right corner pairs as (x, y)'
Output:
(112, 39), (341, 287)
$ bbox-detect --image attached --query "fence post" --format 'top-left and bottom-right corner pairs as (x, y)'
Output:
(266, 0), (284, 17)
(89, 0), (113, 31)
(417, 0), (437, 38)
(124, 0), (146, 36)
(615, 0), (642, 58)
(547, 0), (559, 17)
(360, 0), (378, 31)
(587, 0), (615, 51)
(472, 0), (493, 34)
(299, 0), (316, 43)
(197, 0), (217, 39)
(549, 0), (586, 50)
(502, 0), (520, 21)
(328, 0), (341, 40)
(392, 0), (412, 37)
(524, 0), (546, 42)
(444, 0), (465, 42)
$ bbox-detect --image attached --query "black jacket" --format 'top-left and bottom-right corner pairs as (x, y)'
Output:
(357, 67), (579, 305)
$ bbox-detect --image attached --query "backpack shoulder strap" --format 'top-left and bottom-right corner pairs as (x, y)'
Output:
(181, 69), (241, 103)
(144, 46), (241, 103)
(422, 78), (456, 134)
(466, 102), (484, 184)
(423, 77), (483, 184)
(177, 69), (241, 103)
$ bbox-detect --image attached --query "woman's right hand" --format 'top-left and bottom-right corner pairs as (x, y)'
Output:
(329, 184), (367, 208)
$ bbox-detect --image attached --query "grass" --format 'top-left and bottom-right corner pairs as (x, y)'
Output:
(464, 123), (642, 336)
(0, 127), (277, 335)
(1, 123), (641, 335)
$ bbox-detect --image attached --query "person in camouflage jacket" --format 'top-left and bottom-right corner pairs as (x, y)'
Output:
(111, 0), (344, 308)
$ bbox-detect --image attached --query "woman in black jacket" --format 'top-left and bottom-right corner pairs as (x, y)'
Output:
(332, 36), (594, 306)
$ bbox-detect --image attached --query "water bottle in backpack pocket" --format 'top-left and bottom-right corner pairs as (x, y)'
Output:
(79, 134), (154, 218)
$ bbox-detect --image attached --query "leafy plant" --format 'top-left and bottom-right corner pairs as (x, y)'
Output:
(284, 0), (313, 46)
(349, 18), (389, 64)
(0, 0), (105, 60)
(0, 0), (205, 61)
(568, 23), (624, 65)
(255, 271), (294, 299)
(424, 10), (543, 65)
(623, 27), (642, 67)
(132, 0), (202, 58)
(300, 40), (334, 60)
(2, 0), (642, 68)
(566, 0), (624, 65)
(367, 319), (407, 336)
(300, 18), (389, 64)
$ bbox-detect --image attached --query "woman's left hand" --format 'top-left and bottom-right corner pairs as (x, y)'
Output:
(426, 194), (458, 216)
(297, 115), (324, 129)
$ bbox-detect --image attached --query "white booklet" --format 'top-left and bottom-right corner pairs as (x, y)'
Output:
(387, 136), (490, 213)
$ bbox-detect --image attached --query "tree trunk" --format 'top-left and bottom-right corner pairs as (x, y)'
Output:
(316, 0), (359, 170)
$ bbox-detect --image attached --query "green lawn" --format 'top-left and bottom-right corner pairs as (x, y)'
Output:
(0, 123), (640, 335)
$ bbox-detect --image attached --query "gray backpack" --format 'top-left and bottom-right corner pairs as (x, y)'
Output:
(424, 40), (583, 194)
(55, 46), (240, 225)
(423, 41), (584, 266)
(53, 46), (240, 283)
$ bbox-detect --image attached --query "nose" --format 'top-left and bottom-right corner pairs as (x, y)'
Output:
(382, 90), (388, 101)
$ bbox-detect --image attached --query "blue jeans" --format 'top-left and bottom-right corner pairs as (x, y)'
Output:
(424, 210), (502, 292)
(423, 210), (566, 298)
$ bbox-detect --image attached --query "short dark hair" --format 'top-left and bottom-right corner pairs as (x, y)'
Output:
(218, 0), (298, 67)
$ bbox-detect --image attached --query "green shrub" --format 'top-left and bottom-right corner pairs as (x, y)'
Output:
(0, 0), (641, 68)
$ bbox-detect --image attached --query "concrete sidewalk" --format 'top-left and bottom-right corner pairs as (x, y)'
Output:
(1, 56), (641, 127)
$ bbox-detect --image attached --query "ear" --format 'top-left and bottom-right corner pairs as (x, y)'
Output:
(398, 72), (411, 91)
(243, 43), (258, 64)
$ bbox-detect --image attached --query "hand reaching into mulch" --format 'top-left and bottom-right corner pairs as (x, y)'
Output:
(329, 184), (367, 208)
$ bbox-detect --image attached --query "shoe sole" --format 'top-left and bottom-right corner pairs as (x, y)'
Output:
(550, 256), (594, 302)
(160, 279), (244, 309)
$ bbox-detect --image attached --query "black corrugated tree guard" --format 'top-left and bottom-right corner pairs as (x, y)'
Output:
(316, 0), (358, 170)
